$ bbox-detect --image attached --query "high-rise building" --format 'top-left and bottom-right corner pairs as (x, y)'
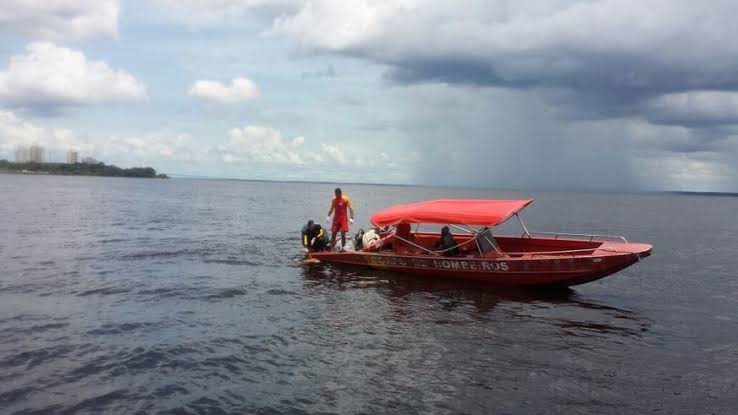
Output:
(29, 144), (45, 163)
(66, 150), (79, 164)
(15, 146), (30, 163)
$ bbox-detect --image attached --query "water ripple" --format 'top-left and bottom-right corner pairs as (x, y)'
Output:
(1, 177), (736, 414)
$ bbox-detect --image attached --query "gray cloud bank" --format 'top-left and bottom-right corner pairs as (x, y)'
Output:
(272, 0), (738, 190)
(276, 0), (738, 127)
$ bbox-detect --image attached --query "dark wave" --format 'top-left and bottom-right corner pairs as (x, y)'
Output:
(76, 286), (132, 297)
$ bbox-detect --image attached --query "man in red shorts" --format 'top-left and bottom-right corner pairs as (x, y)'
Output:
(326, 187), (354, 251)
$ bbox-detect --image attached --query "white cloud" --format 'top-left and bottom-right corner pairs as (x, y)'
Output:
(0, 0), (119, 41)
(0, 111), (423, 183)
(0, 111), (200, 166)
(146, 0), (300, 25)
(0, 110), (92, 157)
(0, 111), (44, 147)
(220, 125), (412, 172)
(290, 136), (305, 147)
(320, 143), (349, 166)
(224, 125), (306, 164)
(188, 78), (259, 104)
(274, 0), (738, 72)
(100, 133), (206, 164)
(0, 42), (147, 114)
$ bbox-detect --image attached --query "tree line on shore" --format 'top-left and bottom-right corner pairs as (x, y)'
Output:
(0, 160), (168, 178)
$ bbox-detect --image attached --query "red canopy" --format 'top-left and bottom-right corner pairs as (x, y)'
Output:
(370, 199), (534, 227)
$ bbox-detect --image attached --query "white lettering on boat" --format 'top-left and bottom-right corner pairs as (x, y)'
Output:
(367, 255), (509, 272)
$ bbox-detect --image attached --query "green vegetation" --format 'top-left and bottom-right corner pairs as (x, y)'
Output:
(0, 160), (168, 178)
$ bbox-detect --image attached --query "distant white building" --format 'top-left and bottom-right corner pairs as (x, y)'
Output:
(66, 150), (79, 164)
(15, 146), (30, 163)
(29, 144), (45, 163)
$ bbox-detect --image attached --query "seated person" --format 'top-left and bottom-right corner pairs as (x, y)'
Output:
(394, 223), (414, 253)
(302, 220), (329, 252)
(432, 226), (460, 257)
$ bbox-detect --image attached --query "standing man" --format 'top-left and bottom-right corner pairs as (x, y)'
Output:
(326, 187), (354, 251)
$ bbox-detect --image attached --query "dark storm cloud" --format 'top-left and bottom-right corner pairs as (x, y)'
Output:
(639, 125), (738, 154)
(380, 52), (738, 128)
(276, 0), (738, 129)
(384, 53), (738, 93)
(388, 85), (641, 191)
(264, 0), (738, 190)
(383, 59), (535, 89)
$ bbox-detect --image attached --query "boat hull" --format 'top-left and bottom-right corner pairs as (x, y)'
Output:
(308, 239), (652, 287)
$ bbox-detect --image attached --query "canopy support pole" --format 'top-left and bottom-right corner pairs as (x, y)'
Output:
(516, 214), (532, 238)
(449, 224), (475, 234)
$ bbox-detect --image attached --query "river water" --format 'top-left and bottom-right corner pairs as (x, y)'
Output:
(1, 175), (736, 414)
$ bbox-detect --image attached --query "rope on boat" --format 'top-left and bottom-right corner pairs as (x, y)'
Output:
(387, 233), (627, 258)
(390, 233), (479, 256)
(373, 223), (633, 258)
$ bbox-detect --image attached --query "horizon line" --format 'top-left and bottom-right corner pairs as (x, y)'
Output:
(165, 174), (738, 197)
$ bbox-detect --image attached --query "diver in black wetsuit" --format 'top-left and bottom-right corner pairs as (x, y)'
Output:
(302, 220), (329, 252)
(432, 226), (460, 257)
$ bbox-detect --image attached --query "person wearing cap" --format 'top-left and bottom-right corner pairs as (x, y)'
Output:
(302, 220), (329, 252)
(326, 187), (354, 251)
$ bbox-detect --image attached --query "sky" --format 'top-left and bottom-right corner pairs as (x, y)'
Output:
(1, 0), (738, 192)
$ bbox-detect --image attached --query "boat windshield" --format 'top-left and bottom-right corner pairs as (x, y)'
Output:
(476, 227), (499, 255)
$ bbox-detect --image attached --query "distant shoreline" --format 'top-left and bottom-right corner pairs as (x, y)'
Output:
(0, 160), (168, 179)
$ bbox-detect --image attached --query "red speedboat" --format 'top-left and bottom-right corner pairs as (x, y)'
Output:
(308, 199), (652, 287)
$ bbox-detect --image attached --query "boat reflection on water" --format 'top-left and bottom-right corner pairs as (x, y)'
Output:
(301, 261), (651, 340)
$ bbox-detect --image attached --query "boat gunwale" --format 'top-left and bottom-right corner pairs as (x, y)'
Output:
(375, 228), (649, 256)
(312, 238), (651, 262)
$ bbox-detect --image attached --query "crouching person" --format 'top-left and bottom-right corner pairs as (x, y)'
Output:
(302, 220), (330, 252)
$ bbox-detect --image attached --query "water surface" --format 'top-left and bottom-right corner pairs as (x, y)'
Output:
(1, 175), (736, 414)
